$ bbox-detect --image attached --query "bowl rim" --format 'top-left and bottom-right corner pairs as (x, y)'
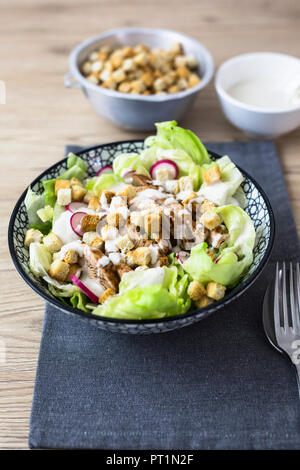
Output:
(69, 27), (214, 102)
(215, 51), (300, 114)
(8, 141), (275, 325)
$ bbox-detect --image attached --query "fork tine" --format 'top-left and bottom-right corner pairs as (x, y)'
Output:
(274, 262), (281, 338)
(289, 263), (298, 331)
(282, 262), (289, 331)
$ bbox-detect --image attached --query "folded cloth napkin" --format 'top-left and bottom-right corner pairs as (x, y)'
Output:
(29, 141), (300, 449)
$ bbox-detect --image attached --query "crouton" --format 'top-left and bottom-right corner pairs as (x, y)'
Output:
(68, 263), (81, 279)
(133, 247), (152, 266)
(90, 237), (104, 251)
(179, 176), (194, 192)
(48, 259), (70, 282)
(200, 199), (217, 214)
(164, 179), (179, 194)
(195, 295), (214, 309)
(99, 189), (115, 205)
(88, 195), (100, 211)
(206, 282), (226, 301)
(82, 231), (99, 245)
(70, 177), (83, 187)
(200, 210), (221, 230)
(117, 185), (137, 201)
(101, 224), (119, 241)
(203, 165), (221, 185)
(63, 249), (78, 264)
(57, 188), (72, 206)
(81, 214), (100, 233)
(83, 191), (94, 204)
(107, 212), (126, 228)
(187, 281), (206, 302)
(182, 192), (198, 206)
(71, 185), (86, 201)
(99, 288), (116, 304)
(209, 227), (230, 249)
(43, 232), (63, 253)
(125, 250), (136, 268)
(24, 228), (43, 247)
(194, 223), (207, 244)
(115, 234), (134, 253)
(55, 179), (70, 195)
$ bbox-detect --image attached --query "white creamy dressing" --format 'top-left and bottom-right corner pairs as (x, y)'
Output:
(58, 240), (86, 260)
(227, 78), (300, 110)
(108, 181), (127, 192)
(176, 190), (192, 201)
(109, 252), (124, 265)
(52, 211), (80, 245)
(132, 188), (169, 201)
(80, 272), (104, 297)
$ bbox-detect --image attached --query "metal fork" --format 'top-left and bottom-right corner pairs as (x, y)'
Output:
(274, 262), (300, 394)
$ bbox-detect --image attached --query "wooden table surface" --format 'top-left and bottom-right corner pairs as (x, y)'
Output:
(0, 0), (299, 449)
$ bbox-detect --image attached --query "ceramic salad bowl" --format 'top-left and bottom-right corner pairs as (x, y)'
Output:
(8, 140), (275, 334)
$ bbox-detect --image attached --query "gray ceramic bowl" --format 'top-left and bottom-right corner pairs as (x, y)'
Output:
(64, 28), (214, 130)
(8, 141), (274, 334)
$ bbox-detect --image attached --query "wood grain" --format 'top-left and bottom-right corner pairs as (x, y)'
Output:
(0, 0), (299, 449)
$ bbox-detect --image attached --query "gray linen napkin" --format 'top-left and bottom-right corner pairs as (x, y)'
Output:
(29, 141), (300, 449)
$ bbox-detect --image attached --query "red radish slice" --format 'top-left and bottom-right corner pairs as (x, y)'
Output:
(66, 201), (88, 213)
(150, 160), (178, 180)
(214, 258), (220, 264)
(69, 274), (99, 304)
(96, 165), (113, 177)
(176, 251), (189, 265)
(70, 211), (86, 237)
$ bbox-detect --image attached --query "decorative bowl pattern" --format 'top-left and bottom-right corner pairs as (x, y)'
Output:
(8, 141), (275, 334)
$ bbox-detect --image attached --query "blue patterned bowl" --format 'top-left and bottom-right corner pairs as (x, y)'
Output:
(8, 141), (275, 334)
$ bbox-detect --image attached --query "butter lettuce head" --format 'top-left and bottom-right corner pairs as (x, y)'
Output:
(182, 205), (256, 288)
(145, 121), (210, 166)
(93, 266), (191, 320)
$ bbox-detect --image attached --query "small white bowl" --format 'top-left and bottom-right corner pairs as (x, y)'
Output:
(65, 28), (214, 131)
(215, 52), (300, 138)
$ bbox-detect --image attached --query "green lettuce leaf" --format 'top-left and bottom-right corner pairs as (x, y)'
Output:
(59, 153), (87, 180)
(70, 291), (89, 312)
(24, 188), (46, 226)
(85, 173), (124, 194)
(42, 179), (56, 207)
(113, 153), (150, 178)
(29, 243), (52, 277)
(37, 205), (54, 223)
(182, 205), (255, 288)
(93, 266), (191, 319)
(144, 120), (210, 166)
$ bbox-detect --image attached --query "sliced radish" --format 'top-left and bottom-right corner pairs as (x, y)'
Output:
(66, 201), (88, 213)
(176, 251), (189, 265)
(150, 160), (178, 180)
(96, 165), (113, 177)
(70, 211), (86, 237)
(69, 274), (99, 304)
